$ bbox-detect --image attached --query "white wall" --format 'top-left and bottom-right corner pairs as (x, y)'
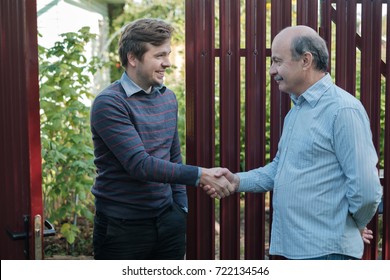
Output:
(37, 0), (111, 94)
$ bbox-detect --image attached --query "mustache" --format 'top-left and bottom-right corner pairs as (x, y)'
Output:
(274, 75), (283, 81)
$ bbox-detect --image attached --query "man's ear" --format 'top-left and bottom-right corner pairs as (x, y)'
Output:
(302, 52), (313, 70)
(127, 53), (137, 67)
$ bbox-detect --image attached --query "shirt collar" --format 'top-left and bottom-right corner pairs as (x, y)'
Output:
(290, 73), (332, 107)
(120, 72), (167, 97)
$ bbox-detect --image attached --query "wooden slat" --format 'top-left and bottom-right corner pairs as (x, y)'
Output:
(319, 0), (333, 73)
(0, 0), (42, 259)
(383, 0), (390, 261)
(244, 0), (267, 260)
(269, 0), (292, 260)
(185, 0), (216, 260)
(219, 0), (241, 260)
(297, 0), (318, 29)
(335, 0), (348, 88)
(361, 0), (383, 260)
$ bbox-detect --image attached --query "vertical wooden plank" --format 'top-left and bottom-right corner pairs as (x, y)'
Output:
(297, 0), (318, 29)
(332, 1), (357, 94)
(360, 0), (382, 260)
(383, 0), (390, 260)
(25, 0), (43, 260)
(361, 0), (375, 116)
(2, 0), (24, 259)
(335, 0), (348, 88)
(369, 0), (383, 154)
(219, 0), (241, 260)
(0, 0), (42, 259)
(366, 1), (382, 260)
(244, 0), (267, 260)
(185, 0), (216, 260)
(319, 0), (333, 74)
(345, 0), (357, 95)
(269, 0), (292, 260)
(270, 0), (292, 157)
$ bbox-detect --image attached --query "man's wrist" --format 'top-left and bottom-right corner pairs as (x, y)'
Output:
(236, 174), (243, 192)
(234, 174), (240, 192)
(195, 167), (202, 186)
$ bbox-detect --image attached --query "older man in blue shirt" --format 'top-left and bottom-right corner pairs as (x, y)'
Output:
(204, 25), (382, 260)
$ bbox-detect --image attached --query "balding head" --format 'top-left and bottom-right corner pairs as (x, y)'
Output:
(273, 25), (329, 72)
(277, 25), (318, 38)
(269, 25), (329, 95)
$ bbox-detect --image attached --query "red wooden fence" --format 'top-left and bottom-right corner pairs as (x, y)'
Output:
(185, 0), (390, 260)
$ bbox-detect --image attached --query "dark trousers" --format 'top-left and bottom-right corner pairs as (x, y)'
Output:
(93, 202), (187, 260)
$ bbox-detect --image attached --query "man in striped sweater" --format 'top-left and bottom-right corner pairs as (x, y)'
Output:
(90, 18), (233, 260)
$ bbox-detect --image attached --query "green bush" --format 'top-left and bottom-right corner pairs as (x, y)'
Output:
(39, 27), (102, 255)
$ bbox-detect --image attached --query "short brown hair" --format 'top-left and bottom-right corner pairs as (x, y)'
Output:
(118, 18), (174, 67)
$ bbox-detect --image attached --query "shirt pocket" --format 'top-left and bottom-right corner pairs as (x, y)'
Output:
(288, 132), (315, 170)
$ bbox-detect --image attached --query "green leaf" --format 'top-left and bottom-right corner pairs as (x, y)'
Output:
(60, 223), (80, 244)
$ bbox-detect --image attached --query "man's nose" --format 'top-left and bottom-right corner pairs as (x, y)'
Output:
(162, 57), (171, 68)
(269, 63), (276, 75)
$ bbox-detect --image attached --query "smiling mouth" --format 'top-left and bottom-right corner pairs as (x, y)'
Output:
(156, 71), (165, 79)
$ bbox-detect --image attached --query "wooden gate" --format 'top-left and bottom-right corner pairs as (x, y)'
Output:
(185, 0), (390, 260)
(0, 0), (44, 259)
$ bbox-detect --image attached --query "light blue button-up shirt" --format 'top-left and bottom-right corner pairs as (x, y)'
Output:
(238, 74), (382, 259)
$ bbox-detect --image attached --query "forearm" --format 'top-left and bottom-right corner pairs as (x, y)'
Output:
(237, 156), (278, 193)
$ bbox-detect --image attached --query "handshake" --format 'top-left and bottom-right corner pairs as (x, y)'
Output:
(199, 168), (240, 199)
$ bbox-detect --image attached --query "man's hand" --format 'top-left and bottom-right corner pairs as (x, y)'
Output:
(199, 168), (234, 199)
(201, 168), (239, 199)
(360, 227), (374, 244)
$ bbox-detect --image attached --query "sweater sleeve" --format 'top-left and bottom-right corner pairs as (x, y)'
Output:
(170, 112), (188, 209)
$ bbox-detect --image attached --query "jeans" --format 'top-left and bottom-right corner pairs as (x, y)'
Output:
(93, 202), (187, 260)
(304, 254), (358, 260)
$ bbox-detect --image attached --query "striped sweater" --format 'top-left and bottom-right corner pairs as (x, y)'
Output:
(90, 73), (198, 219)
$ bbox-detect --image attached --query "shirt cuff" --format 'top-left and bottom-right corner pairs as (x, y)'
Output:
(194, 167), (202, 186)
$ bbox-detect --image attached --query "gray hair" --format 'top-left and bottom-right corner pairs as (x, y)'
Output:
(290, 34), (329, 72)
